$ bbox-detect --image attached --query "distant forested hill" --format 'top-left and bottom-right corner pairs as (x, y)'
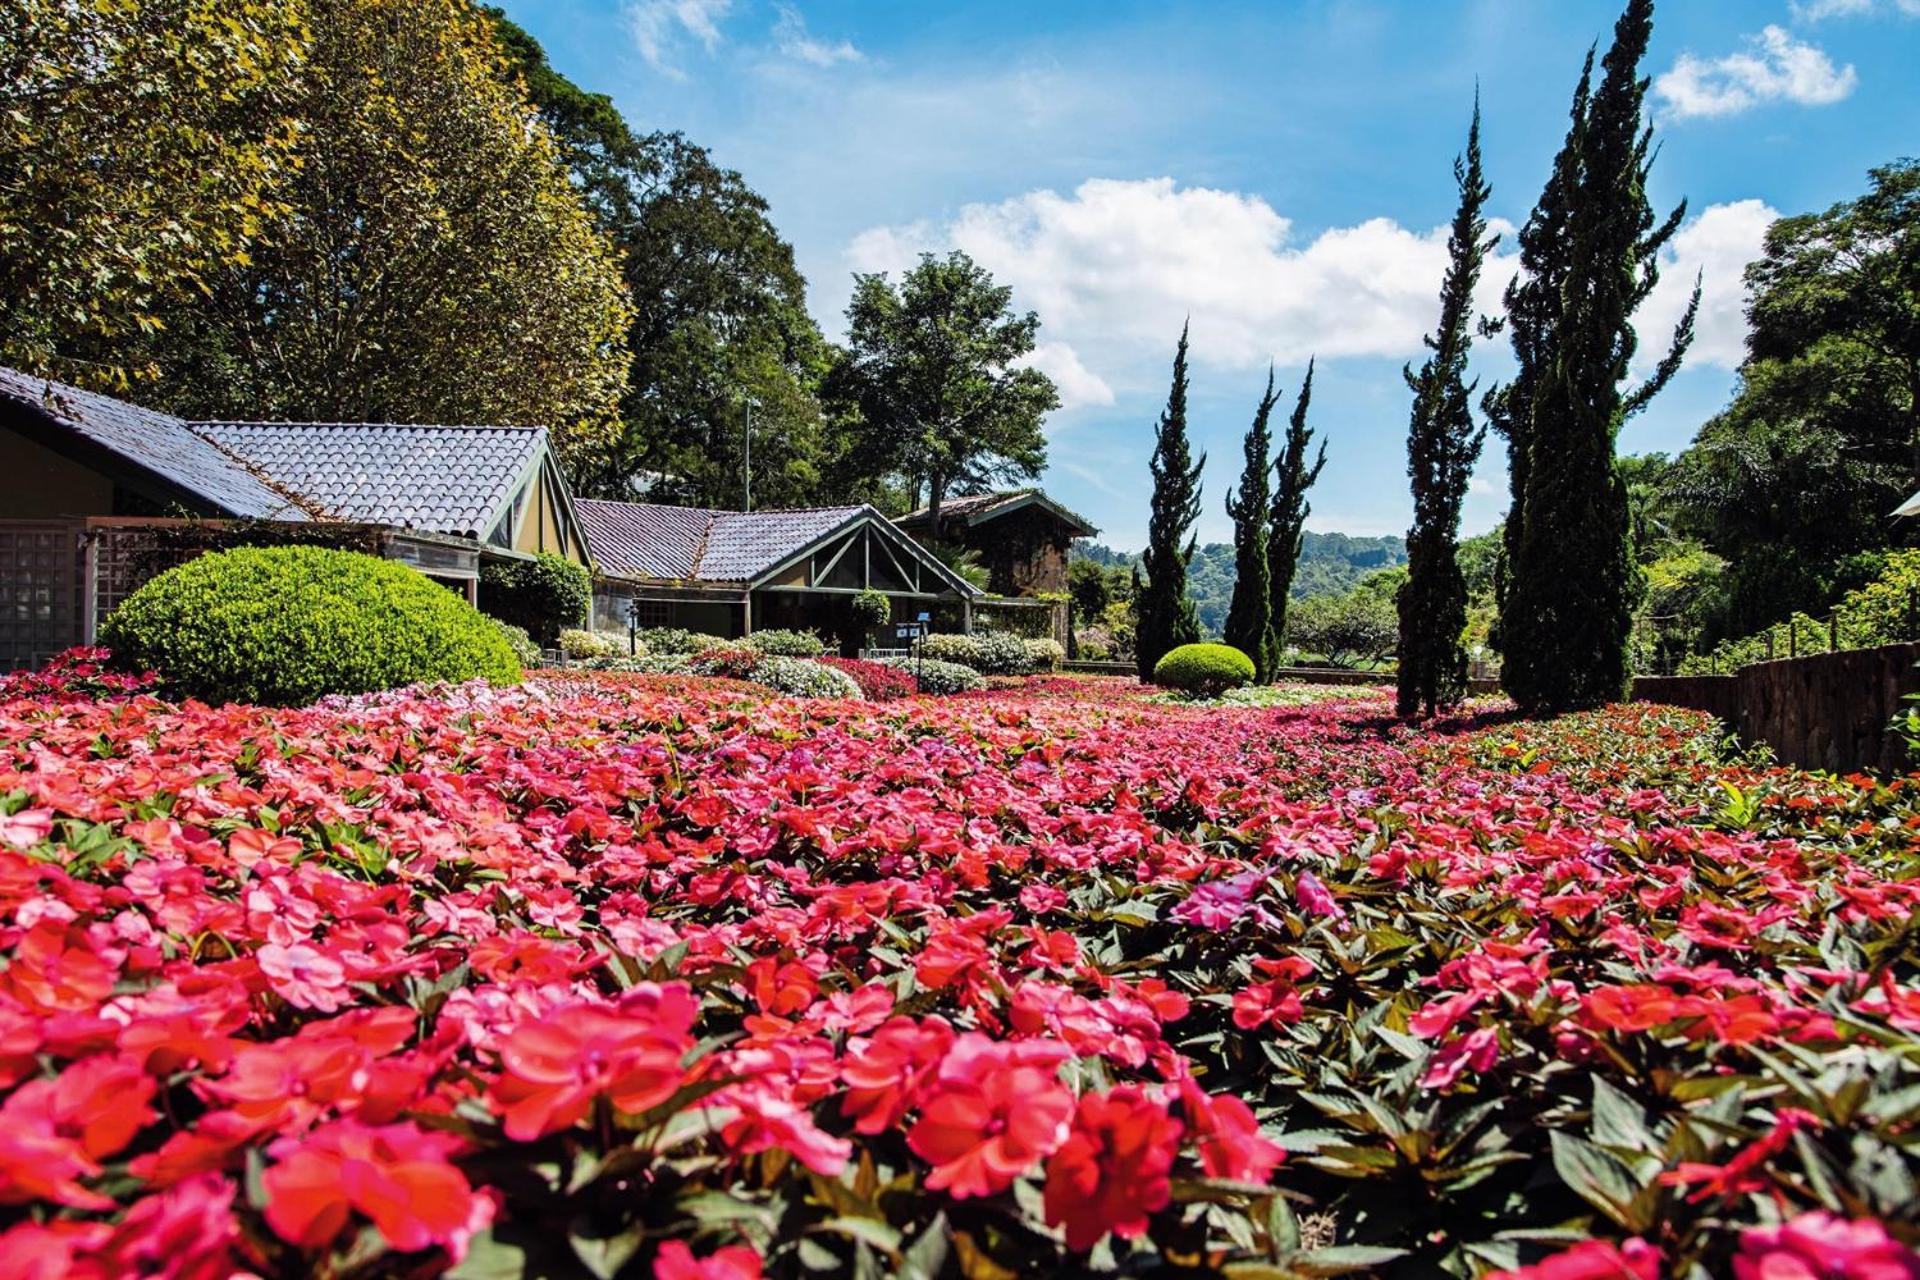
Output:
(1075, 531), (1407, 636)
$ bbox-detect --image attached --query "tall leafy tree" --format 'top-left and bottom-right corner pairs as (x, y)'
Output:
(1224, 370), (1282, 679)
(139, 0), (631, 459)
(1138, 325), (1206, 680)
(1268, 360), (1327, 649)
(1398, 103), (1499, 718)
(837, 252), (1059, 538)
(1497, 0), (1698, 713)
(489, 12), (838, 506)
(0, 0), (306, 386)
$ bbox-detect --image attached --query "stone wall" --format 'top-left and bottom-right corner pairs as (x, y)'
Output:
(1633, 642), (1920, 774)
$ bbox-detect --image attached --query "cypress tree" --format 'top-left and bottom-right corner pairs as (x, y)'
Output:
(1267, 360), (1325, 650)
(1398, 101), (1498, 718)
(1224, 369), (1281, 680)
(1137, 324), (1205, 680)
(1496, 0), (1698, 713)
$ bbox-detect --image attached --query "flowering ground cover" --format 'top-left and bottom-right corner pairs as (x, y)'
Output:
(0, 653), (1916, 1278)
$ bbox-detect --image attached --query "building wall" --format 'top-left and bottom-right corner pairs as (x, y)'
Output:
(963, 506), (1073, 596)
(0, 427), (114, 518)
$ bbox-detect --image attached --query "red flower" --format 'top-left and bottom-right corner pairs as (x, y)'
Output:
(491, 984), (698, 1140)
(1043, 1085), (1183, 1251)
(840, 1016), (954, 1135)
(906, 1033), (1073, 1198)
(1733, 1212), (1920, 1280)
(1176, 1076), (1283, 1184)
(1420, 1026), (1500, 1090)
(3, 923), (116, 1014)
(1486, 1238), (1661, 1280)
(262, 1119), (489, 1258)
(654, 1240), (763, 1280)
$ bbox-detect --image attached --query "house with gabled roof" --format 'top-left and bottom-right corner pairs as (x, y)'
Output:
(894, 488), (1096, 598)
(0, 367), (589, 669)
(575, 499), (980, 652)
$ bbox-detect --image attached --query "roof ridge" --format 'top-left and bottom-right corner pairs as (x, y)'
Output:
(196, 419), (542, 434)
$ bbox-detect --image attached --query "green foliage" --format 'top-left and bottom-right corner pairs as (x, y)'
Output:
(874, 656), (985, 694)
(747, 628), (826, 658)
(481, 553), (592, 643)
(687, 654), (859, 699)
(0, 0), (307, 383)
(1023, 637), (1065, 670)
(101, 546), (521, 706)
(1680, 548), (1920, 673)
(137, 0), (630, 459)
(633, 627), (731, 655)
(1151, 642), (1255, 696)
(1289, 572), (1402, 668)
(850, 590), (892, 631)
(1268, 360), (1328, 647)
(1138, 325), (1206, 679)
(1495, 0), (1697, 713)
(834, 251), (1058, 527)
(1224, 371), (1281, 680)
(917, 634), (987, 669)
(1399, 103), (1496, 718)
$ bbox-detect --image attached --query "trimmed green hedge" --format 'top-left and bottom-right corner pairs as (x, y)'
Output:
(1152, 642), (1256, 696)
(102, 546), (521, 706)
(480, 552), (590, 642)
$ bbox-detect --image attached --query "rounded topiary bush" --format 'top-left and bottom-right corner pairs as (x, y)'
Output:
(748, 628), (825, 657)
(480, 552), (590, 642)
(102, 545), (522, 706)
(972, 632), (1034, 675)
(1152, 642), (1256, 696)
(919, 633), (986, 669)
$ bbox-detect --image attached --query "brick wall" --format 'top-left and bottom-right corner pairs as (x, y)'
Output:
(1633, 642), (1920, 774)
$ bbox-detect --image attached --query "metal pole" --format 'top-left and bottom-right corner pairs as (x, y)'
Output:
(743, 399), (752, 513)
(1830, 610), (1838, 653)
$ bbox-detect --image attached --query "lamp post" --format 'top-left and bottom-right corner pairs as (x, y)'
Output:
(742, 397), (760, 513)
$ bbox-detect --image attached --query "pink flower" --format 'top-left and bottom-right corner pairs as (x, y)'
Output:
(256, 942), (350, 1012)
(1294, 871), (1343, 919)
(1420, 1026), (1500, 1090)
(654, 1240), (763, 1280)
(1733, 1213), (1920, 1280)
(1487, 1238), (1660, 1280)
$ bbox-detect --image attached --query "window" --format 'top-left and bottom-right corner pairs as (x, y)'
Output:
(630, 598), (671, 628)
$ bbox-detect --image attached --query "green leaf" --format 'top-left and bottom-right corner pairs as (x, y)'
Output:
(1549, 1131), (1641, 1229)
(1286, 1245), (1410, 1276)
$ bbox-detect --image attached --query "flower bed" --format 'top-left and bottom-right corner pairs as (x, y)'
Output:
(0, 662), (1914, 1277)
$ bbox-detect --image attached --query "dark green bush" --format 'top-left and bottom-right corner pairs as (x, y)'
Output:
(480, 552), (590, 642)
(102, 546), (521, 706)
(1152, 642), (1256, 695)
(851, 589), (891, 630)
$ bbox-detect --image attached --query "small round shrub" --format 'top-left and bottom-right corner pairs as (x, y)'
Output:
(877, 655), (984, 694)
(748, 628), (825, 657)
(559, 628), (620, 660)
(973, 632), (1034, 675)
(741, 656), (862, 700)
(1152, 642), (1256, 696)
(102, 545), (521, 707)
(491, 620), (542, 668)
(480, 552), (590, 642)
(851, 589), (891, 631)
(919, 633), (986, 669)
(1024, 637), (1066, 670)
(689, 645), (762, 682)
(587, 653), (691, 675)
(634, 627), (731, 654)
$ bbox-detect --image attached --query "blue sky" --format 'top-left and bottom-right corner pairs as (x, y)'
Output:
(501, 0), (1920, 550)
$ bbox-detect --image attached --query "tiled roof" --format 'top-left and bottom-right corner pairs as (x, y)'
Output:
(196, 422), (545, 537)
(0, 367), (310, 521)
(701, 506), (865, 580)
(897, 488), (1097, 536)
(575, 500), (712, 580)
(577, 501), (879, 584)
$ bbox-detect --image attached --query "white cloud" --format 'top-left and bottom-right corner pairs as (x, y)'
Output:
(1636, 198), (1777, 371)
(1791, 0), (1920, 20)
(1654, 25), (1857, 119)
(1020, 342), (1116, 410)
(773, 5), (862, 67)
(845, 177), (1513, 389)
(624, 0), (732, 76)
(845, 178), (1771, 409)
